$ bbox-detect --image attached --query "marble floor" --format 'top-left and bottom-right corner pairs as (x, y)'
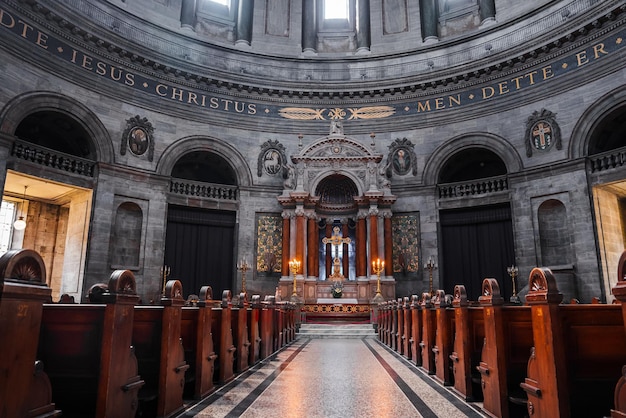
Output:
(175, 337), (488, 418)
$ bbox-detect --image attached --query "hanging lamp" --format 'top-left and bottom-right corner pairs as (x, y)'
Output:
(13, 185), (27, 231)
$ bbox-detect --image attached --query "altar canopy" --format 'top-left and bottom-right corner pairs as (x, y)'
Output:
(277, 121), (397, 303)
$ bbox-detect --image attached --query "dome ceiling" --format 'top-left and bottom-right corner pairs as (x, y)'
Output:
(35, 0), (623, 92)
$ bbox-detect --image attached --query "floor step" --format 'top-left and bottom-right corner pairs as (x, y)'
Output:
(297, 323), (378, 339)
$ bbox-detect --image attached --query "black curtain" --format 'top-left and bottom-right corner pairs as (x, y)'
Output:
(164, 205), (236, 299)
(440, 203), (515, 301)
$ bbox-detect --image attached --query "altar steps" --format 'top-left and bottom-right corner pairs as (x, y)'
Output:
(297, 323), (377, 339)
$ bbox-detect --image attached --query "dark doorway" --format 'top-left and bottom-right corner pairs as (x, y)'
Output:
(440, 203), (515, 301)
(164, 205), (236, 299)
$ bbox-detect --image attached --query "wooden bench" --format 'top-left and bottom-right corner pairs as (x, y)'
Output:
(181, 285), (218, 400)
(212, 290), (236, 384)
(450, 284), (484, 401)
(0, 249), (61, 417)
(409, 295), (422, 367)
(522, 267), (626, 418)
(420, 293), (437, 375)
(612, 250), (626, 418)
(232, 293), (251, 373)
(38, 270), (144, 418)
(433, 290), (455, 386)
(260, 296), (275, 359)
(396, 298), (404, 355)
(477, 278), (533, 418)
(248, 295), (262, 366)
(402, 296), (412, 360)
(132, 280), (189, 418)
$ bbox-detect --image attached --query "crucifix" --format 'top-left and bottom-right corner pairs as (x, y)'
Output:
(322, 226), (351, 280)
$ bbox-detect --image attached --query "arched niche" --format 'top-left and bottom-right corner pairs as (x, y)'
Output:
(108, 202), (143, 269)
(156, 136), (252, 187)
(0, 91), (114, 163)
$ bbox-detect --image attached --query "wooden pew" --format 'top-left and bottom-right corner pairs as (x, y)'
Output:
(613, 250), (626, 418)
(390, 300), (398, 351)
(477, 278), (533, 418)
(38, 270), (144, 418)
(212, 290), (236, 384)
(181, 285), (218, 400)
(402, 296), (412, 360)
(232, 293), (251, 373)
(0, 249), (61, 418)
(133, 280), (189, 418)
(522, 267), (626, 418)
(273, 301), (285, 350)
(420, 292), (436, 375)
(409, 295), (422, 367)
(450, 284), (484, 401)
(377, 301), (388, 344)
(248, 295), (262, 366)
(433, 290), (455, 386)
(396, 298), (404, 355)
(260, 296), (275, 359)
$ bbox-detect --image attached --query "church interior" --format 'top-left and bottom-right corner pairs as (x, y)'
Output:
(1, 0), (626, 417)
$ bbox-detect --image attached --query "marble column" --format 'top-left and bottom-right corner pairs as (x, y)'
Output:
(180, 0), (197, 29)
(356, 0), (371, 52)
(302, 0), (317, 53)
(236, 0), (254, 45)
(384, 214), (393, 277)
(419, 0), (439, 42)
(325, 222), (333, 278)
(307, 216), (317, 277)
(369, 209), (379, 271)
(281, 214), (291, 276)
(296, 210), (305, 275)
(479, 0), (496, 24)
(342, 222), (350, 278)
(356, 215), (367, 277)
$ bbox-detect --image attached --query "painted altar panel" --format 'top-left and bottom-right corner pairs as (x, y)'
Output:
(255, 213), (282, 275)
(392, 213), (420, 276)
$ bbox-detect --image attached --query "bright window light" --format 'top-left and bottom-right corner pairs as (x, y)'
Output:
(324, 0), (348, 20)
(208, 0), (230, 6)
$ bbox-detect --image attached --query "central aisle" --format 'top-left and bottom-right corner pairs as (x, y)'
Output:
(177, 338), (487, 418)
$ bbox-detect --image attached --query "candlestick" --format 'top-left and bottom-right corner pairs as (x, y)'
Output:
(507, 265), (520, 304)
(237, 258), (250, 295)
(372, 258), (385, 297)
(424, 256), (436, 297)
(160, 265), (171, 295)
(288, 259), (300, 298)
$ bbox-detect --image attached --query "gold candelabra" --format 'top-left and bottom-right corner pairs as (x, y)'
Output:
(372, 258), (385, 297)
(288, 259), (300, 297)
(424, 256), (436, 296)
(160, 265), (171, 295)
(237, 258), (250, 295)
(508, 265), (520, 304)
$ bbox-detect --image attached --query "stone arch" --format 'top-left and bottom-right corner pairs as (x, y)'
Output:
(0, 91), (114, 164)
(156, 135), (253, 187)
(310, 171), (365, 199)
(423, 132), (522, 186)
(569, 84), (626, 159)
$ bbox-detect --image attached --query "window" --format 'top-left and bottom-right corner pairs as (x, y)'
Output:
(207, 0), (230, 8)
(197, 0), (237, 26)
(324, 0), (348, 20)
(0, 200), (16, 256)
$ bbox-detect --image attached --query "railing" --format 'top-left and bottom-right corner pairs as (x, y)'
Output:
(11, 139), (95, 177)
(438, 175), (508, 199)
(589, 147), (626, 173)
(169, 178), (238, 201)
